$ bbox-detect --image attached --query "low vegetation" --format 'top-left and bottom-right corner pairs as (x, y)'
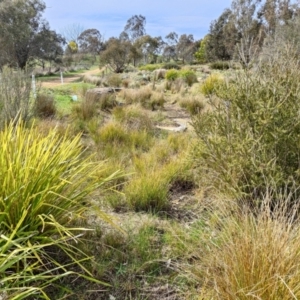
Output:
(2, 44), (300, 299)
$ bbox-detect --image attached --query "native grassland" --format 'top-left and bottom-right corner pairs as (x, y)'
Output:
(2, 52), (300, 300)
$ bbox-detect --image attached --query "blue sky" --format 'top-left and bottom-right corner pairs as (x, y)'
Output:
(43, 0), (232, 41)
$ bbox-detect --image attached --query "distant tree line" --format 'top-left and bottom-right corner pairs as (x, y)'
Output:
(1, 0), (298, 72)
(197, 0), (300, 67)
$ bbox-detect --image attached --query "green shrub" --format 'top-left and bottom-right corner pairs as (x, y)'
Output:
(165, 69), (180, 81)
(34, 93), (57, 118)
(210, 61), (230, 70)
(0, 66), (32, 127)
(162, 62), (181, 70)
(192, 51), (300, 203)
(139, 64), (162, 71)
(200, 74), (224, 97)
(179, 69), (198, 86)
(0, 121), (117, 298)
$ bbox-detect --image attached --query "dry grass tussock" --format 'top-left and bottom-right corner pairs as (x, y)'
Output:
(112, 105), (154, 131)
(82, 74), (102, 86)
(187, 195), (300, 300)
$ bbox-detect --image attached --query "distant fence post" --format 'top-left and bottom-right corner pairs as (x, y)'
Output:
(32, 74), (36, 98)
(60, 71), (64, 84)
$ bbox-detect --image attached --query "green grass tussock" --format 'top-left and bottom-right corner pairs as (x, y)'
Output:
(0, 121), (118, 298)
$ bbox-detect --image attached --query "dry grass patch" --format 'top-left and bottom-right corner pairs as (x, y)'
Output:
(179, 96), (206, 115)
(112, 105), (154, 132)
(83, 74), (102, 86)
(187, 197), (300, 300)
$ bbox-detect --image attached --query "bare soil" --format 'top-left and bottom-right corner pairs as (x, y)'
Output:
(40, 67), (101, 88)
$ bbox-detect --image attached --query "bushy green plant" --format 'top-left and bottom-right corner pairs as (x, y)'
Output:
(179, 69), (198, 86)
(165, 69), (180, 81)
(200, 73), (224, 97)
(162, 62), (181, 70)
(209, 61), (230, 70)
(0, 66), (33, 127)
(139, 64), (162, 71)
(0, 121), (117, 298)
(125, 172), (169, 212)
(193, 51), (300, 203)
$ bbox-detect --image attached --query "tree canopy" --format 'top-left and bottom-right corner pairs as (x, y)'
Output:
(0, 0), (65, 69)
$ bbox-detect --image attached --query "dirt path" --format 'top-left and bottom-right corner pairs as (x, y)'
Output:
(40, 67), (101, 88)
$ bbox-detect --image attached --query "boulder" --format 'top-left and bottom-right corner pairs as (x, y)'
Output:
(86, 87), (122, 101)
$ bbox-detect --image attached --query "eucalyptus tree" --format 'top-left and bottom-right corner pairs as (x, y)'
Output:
(0, 0), (64, 69)
(176, 34), (197, 64)
(100, 38), (132, 73)
(78, 28), (104, 55)
(123, 15), (146, 42)
(230, 0), (263, 67)
(163, 32), (178, 61)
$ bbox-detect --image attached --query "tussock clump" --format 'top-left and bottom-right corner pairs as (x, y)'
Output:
(200, 73), (224, 97)
(149, 92), (165, 110)
(125, 172), (170, 213)
(171, 78), (186, 93)
(83, 74), (102, 86)
(72, 92), (97, 120)
(165, 69), (180, 81)
(106, 73), (122, 87)
(0, 121), (117, 298)
(120, 86), (153, 105)
(92, 121), (153, 155)
(195, 198), (300, 300)
(153, 68), (166, 80)
(179, 69), (198, 86)
(0, 66), (32, 127)
(210, 61), (230, 70)
(121, 78), (130, 88)
(112, 105), (154, 132)
(179, 96), (205, 115)
(34, 93), (57, 118)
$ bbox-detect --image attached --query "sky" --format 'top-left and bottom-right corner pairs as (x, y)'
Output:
(43, 0), (233, 41)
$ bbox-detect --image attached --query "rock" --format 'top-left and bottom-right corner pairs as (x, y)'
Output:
(87, 87), (122, 95)
(86, 87), (122, 101)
